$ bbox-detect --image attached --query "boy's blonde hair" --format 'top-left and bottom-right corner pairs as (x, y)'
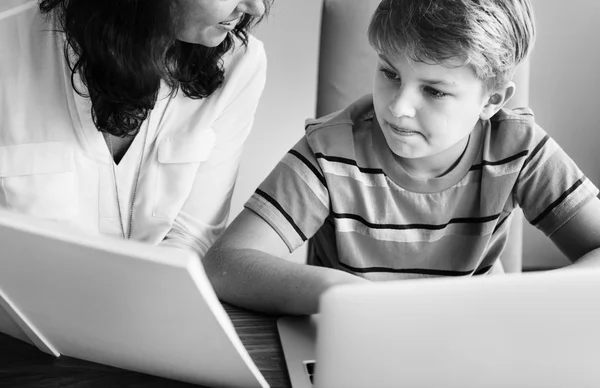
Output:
(368, 0), (536, 91)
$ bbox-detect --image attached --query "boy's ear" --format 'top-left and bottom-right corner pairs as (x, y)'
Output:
(480, 81), (516, 120)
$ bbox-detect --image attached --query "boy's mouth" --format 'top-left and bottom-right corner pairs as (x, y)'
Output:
(389, 123), (420, 136)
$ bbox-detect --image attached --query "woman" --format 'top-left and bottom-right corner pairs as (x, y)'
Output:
(0, 0), (270, 256)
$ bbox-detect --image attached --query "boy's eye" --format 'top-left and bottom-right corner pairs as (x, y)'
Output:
(379, 68), (400, 82)
(424, 86), (449, 99)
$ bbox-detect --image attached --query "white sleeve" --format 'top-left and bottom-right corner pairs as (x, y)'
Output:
(160, 39), (267, 256)
(0, 1), (36, 21)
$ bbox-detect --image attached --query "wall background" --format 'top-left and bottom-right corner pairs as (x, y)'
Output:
(524, 0), (600, 268)
(228, 1), (323, 263)
(230, 0), (600, 268)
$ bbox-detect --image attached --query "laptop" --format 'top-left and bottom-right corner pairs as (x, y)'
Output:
(278, 269), (600, 388)
(0, 208), (269, 388)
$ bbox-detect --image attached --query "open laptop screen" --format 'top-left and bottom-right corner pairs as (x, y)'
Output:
(0, 208), (268, 388)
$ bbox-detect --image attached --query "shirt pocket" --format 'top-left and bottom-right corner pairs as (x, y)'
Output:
(0, 142), (77, 220)
(153, 128), (216, 219)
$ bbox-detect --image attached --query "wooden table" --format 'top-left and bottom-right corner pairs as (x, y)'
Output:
(0, 303), (292, 388)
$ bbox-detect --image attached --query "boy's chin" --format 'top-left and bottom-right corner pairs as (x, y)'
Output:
(389, 148), (428, 161)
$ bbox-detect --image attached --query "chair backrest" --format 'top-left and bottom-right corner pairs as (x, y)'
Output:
(316, 0), (529, 272)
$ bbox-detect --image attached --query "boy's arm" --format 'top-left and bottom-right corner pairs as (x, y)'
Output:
(202, 209), (368, 315)
(549, 197), (600, 269)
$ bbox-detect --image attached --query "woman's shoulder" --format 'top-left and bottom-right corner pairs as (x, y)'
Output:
(1, 2), (65, 105)
(1, 1), (39, 48)
(0, 0), (36, 19)
(1, 2), (54, 69)
(0, 1), (45, 40)
(223, 34), (267, 77)
(211, 34), (267, 105)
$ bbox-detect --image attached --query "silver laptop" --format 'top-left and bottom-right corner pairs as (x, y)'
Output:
(0, 208), (268, 388)
(278, 269), (600, 388)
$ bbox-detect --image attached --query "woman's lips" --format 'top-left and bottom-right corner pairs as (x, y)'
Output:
(217, 17), (241, 31)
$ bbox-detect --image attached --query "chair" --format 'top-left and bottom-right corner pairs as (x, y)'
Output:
(316, 0), (529, 272)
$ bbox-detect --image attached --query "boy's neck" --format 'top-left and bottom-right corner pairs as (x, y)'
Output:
(393, 123), (478, 180)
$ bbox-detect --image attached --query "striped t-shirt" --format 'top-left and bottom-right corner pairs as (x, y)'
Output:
(245, 94), (598, 280)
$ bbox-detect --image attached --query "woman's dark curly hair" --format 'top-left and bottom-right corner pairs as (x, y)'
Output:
(39, 0), (271, 137)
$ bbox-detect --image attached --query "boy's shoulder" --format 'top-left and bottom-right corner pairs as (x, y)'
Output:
(485, 106), (547, 159)
(488, 106), (540, 141)
(490, 106), (536, 128)
(303, 94), (375, 152)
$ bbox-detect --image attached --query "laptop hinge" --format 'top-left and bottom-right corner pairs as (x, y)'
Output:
(0, 286), (60, 357)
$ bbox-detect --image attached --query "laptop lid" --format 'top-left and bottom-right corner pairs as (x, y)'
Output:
(312, 270), (600, 388)
(0, 208), (268, 388)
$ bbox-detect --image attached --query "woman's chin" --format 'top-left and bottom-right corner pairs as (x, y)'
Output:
(176, 29), (228, 47)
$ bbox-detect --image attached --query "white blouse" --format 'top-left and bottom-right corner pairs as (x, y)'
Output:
(0, 1), (267, 256)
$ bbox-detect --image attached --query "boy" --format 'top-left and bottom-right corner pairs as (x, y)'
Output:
(204, 0), (600, 315)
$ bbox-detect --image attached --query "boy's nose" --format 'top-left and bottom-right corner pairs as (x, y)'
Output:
(237, 0), (266, 17)
(388, 89), (416, 118)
